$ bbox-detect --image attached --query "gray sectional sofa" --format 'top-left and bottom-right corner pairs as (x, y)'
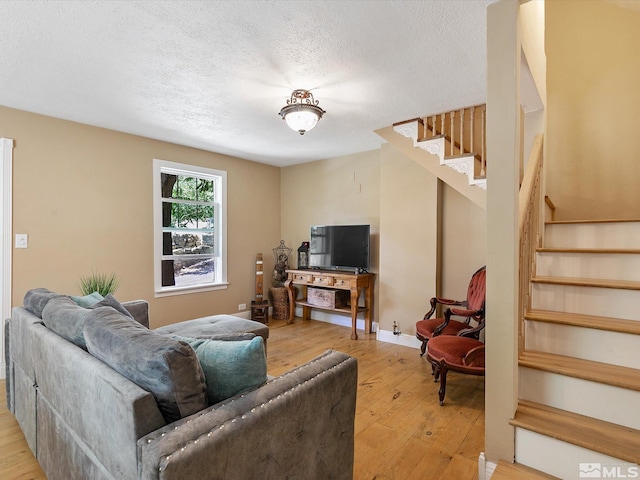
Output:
(5, 289), (358, 480)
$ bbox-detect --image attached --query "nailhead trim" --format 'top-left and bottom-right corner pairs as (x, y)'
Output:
(156, 355), (352, 471)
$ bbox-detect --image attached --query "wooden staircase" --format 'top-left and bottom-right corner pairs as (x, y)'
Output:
(375, 105), (487, 210)
(512, 219), (640, 478)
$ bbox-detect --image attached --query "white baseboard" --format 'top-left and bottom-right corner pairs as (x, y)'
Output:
(477, 452), (497, 480)
(241, 306), (422, 351)
(0, 361), (5, 380)
(376, 328), (422, 349)
(293, 306), (371, 331)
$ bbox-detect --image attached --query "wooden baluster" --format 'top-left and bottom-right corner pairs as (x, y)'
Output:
(460, 108), (465, 155)
(431, 115), (436, 136)
(440, 114), (445, 140)
(470, 106), (475, 154)
(481, 105), (486, 177)
(450, 110), (455, 156)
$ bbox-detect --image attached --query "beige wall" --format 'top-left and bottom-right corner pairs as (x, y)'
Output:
(546, 0), (640, 220)
(520, 0), (546, 109)
(441, 184), (487, 301)
(280, 149), (381, 261)
(379, 143), (438, 335)
(0, 106), (281, 328)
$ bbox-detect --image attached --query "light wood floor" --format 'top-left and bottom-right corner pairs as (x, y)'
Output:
(0, 318), (485, 480)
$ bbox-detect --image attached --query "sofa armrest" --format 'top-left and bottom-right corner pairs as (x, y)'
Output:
(138, 349), (357, 480)
(123, 300), (149, 328)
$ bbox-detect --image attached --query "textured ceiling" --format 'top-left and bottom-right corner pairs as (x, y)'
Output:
(0, 0), (497, 166)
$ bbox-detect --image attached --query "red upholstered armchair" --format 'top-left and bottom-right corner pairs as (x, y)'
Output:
(415, 266), (486, 356)
(426, 335), (485, 405)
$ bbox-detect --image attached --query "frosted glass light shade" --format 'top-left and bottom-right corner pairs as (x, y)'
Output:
(284, 107), (319, 134)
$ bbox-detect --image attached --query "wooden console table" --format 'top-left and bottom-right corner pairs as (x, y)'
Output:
(284, 269), (375, 340)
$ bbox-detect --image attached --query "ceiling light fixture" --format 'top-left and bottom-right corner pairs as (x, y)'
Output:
(279, 89), (326, 135)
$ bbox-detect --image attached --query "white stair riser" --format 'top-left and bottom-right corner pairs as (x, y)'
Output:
(515, 428), (638, 479)
(545, 222), (640, 249)
(392, 122), (420, 145)
(536, 251), (640, 282)
(417, 136), (445, 162)
(524, 321), (640, 369)
(392, 122), (486, 188)
(531, 283), (640, 321)
(519, 368), (640, 429)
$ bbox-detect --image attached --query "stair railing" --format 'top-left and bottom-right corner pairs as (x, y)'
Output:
(518, 134), (544, 355)
(417, 104), (487, 177)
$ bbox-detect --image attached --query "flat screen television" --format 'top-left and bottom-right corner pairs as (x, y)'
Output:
(309, 224), (370, 273)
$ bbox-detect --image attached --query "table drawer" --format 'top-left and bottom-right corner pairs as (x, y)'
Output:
(312, 275), (334, 286)
(292, 273), (312, 283)
(333, 277), (352, 288)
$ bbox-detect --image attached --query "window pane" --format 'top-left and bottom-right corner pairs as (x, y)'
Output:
(161, 173), (214, 202)
(197, 178), (214, 202)
(162, 257), (215, 287)
(171, 232), (214, 254)
(163, 202), (214, 229)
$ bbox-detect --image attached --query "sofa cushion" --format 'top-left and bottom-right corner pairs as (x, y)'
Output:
(70, 291), (104, 307)
(154, 314), (269, 344)
(41, 294), (136, 350)
(24, 288), (64, 318)
(42, 296), (93, 349)
(177, 336), (267, 404)
(84, 309), (207, 423)
(90, 294), (134, 320)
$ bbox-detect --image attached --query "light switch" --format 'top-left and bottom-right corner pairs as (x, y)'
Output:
(15, 234), (28, 249)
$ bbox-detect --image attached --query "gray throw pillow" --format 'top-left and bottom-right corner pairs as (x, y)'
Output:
(24, 288), (64, 318)
(90, 294), (134, 320)
(41, 294), (136, 349)
(84, 309), (207, 423)
(42, 296), (92, 349)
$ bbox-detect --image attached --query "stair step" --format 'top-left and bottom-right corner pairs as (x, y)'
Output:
(531, 281), (640, 320)
(538, 247), (640, 254)
(511, 400), (640, 465)
(519, 350), (640, 392)
(545, 220), (640, 249)
(531, 275), (640, 290)
(491, 460), (560, 480)
(417, 133), (445, 142)
(536, 250), (640, 282)
(444, 152), (477, 160)
(525, 309), (640, 335)
(546, 218), (640, 224)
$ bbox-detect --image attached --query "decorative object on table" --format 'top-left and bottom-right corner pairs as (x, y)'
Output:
(269, 286), (289, 320)
(250, 253), (270, 324)
(271, 240), (292, 287)
(297, 241), (310, 269)
(278, 89), (326, 135)
(78, 271), (120, 297)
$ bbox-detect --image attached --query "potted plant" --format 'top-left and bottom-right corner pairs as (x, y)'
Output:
(78, 272), (120, 297)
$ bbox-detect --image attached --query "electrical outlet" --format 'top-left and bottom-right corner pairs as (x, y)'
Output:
(238, 303), (247, 311)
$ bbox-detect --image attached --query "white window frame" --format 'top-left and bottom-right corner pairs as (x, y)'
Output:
(153, 159), (227, 297)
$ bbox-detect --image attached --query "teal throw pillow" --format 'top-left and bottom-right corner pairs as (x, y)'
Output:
(180, 336), (267, 405)
(71, 291), (104, 307)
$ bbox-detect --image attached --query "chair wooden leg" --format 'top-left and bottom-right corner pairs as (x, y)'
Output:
(420, 339), (427, 356)
(432, 361), (441, 382)
(438, 365), (449, 406)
